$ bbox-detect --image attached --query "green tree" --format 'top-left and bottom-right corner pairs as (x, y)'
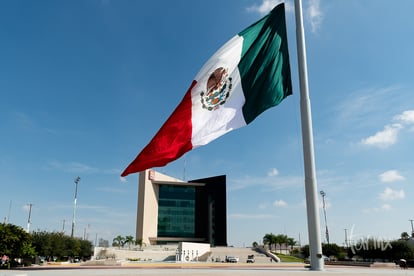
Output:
(389, 240), (414, 260)
(401, 232), (410, 240)
(125, 235), (134, 249)
(51, 232), (66, 259)
(0, 223), (36, 264)
(252, 241), (259, 248)
(31, 231), (53, 258)
(322, 243), (341, 259)
(263, 233), (276, 251)
(135, 238), (145, 250)
(64, 235), (81, 258)
(301, 245), (310, 258)
(347, 238), (407, 261)
(112, 235), (125, 248)
(275, 234), (288, 254)
(287, 237), (296, 252)
(32, 231), (92, 261)
(79, 239), (93, 259)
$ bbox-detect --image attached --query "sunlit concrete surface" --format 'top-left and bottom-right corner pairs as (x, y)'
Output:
(2, 263), (414, 276)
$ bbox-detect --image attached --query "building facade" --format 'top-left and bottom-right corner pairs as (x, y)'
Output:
(136, 170), (227, 246)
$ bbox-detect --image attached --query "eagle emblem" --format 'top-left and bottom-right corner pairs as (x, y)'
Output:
(200, 67), (232, 111)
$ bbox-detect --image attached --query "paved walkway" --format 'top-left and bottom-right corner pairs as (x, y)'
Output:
(1, 263), (413, 276)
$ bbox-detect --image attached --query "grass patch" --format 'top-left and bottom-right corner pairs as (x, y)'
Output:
(275, 253), (304, 263)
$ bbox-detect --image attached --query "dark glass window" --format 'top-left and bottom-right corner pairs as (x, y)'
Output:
(158, 185), (195, 237)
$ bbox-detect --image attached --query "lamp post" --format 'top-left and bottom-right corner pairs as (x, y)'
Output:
(320, 190), (329, 244)
(344, 229), (348, 248)
(26, 203), (33, 233)
(71, 176), (81, 238)
(409, 219), (414, 238)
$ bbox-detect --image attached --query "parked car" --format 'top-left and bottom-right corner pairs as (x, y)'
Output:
(246, 254), (255, 263)
(225, 256), (239, 263)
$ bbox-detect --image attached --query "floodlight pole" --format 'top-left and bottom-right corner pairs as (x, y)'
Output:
(320, 190), (329, 244)
(71, 176), (81, 238)
(295, 0), (324, 271)
(344, 229), (348, 248)
(26, 203), (33, 233)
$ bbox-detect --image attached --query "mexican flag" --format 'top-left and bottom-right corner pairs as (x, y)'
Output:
(122, 3), (292, 177)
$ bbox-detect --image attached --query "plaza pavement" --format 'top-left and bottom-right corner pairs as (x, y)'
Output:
(1, 262), (413, 276)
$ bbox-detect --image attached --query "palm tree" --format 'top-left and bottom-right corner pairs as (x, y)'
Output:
(287, 237), (296, 253)
(112, 235), (125, 249)
(135, 238), (145, 250)
(125, 235), (134, 249)
(275, 234), (288, 254)
(263, 233), (276, 251)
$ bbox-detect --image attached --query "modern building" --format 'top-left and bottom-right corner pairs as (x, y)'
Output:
(136, 169), (227, 247)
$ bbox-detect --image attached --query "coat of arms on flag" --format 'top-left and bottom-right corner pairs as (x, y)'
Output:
(200, 67), (232, 111)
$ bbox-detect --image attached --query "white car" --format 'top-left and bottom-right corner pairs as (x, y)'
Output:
(226, 256), (239, 263)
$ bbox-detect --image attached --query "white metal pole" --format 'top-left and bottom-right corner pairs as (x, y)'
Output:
(26, 203), (33, 233)
(294, 0), (324, 271)
(71, 176), (80, 238)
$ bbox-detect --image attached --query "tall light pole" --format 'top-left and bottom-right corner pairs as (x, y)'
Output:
(344, 229), (348, 248)
(320, 190), (329, 244)
(26, 203), (33, 233)
(409, 219), (414, 238)
(71, 176), (81, 238)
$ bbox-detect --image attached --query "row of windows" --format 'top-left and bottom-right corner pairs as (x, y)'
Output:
(158, 219), (195, 237)
(158, 185), (195, 200)
(159, 199), (195, 208)
(158, 216), (195, 224)
(158, 208), (194, 216)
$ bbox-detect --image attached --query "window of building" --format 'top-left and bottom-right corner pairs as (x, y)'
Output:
(157, 185), (195, 238)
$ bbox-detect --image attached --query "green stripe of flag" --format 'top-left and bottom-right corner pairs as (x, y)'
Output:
(238, 3), (292, 124)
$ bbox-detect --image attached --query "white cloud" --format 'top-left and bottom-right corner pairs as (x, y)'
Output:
(47, 161), (99, 174)
(363, 204), (392, 213)
(246, 0), (323, 32)
(394, 110), (414, 124)
(379, 187), (405, 201)
(246, 0), (294, 15)
(360, 109), (414, 148)
(361, 124), (402, 148)
(379, 170), (405, 183)
(268, 168), (279, 176)
(307, 0), (323, 33)
(120, 176), (127, 183)
(381, 204), (392, 211)
(274, 199), (287, 207)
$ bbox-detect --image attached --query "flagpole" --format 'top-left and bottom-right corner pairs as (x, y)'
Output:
(294, 0), (324, 271)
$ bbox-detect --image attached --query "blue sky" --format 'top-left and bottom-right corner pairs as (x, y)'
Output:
(1, 0), (414, 247)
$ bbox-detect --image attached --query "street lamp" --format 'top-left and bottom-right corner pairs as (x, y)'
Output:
(344, 228), (348, 248)
(26, 203), (33, 233)
(71, 176), (81, 238)
(320, 190), (329, 244)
